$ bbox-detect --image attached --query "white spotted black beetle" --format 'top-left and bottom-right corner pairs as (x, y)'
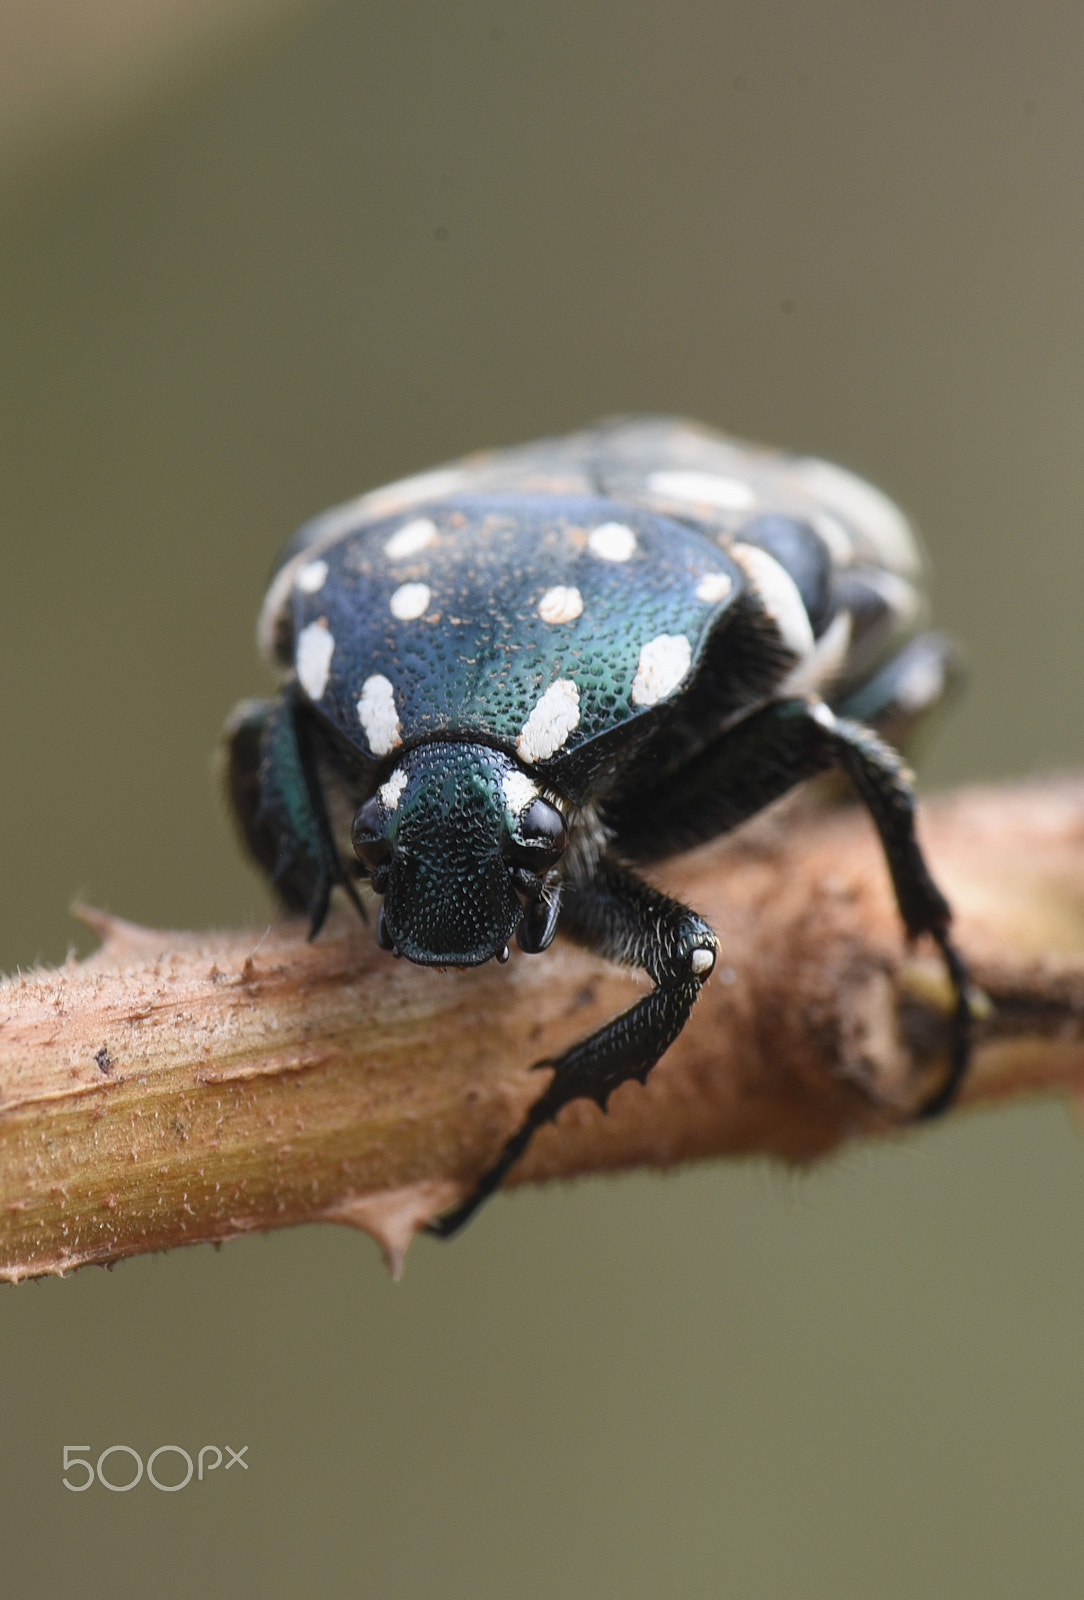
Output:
(225, 418), (970, 1237)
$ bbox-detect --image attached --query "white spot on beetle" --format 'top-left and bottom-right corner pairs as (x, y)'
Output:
(630, 634), (693, 707)
(538, 585), (583, 624)
(732, 542), (815, 660)
(384, 517), (438, 559)
(255, 483), (446, 662)
(378, 767), (409, 811)
(646, 469), (757, 510)
(864, 569), (923, 631)
(781, 610), (852, 697)
(588, 522), (637, 562)
(357, 674), (402, 756)
(257, 580), (294, 664)
(296, 558), (329, 594)
(792, 457), (919, 576)
(502, 769), (540, 817)
(690, 947), (716, 976)
(894, 652), (945, 713)
(296, 620), (335, 700)
(811, 511), (854, 565)
(517, 680), (581, 763)
(390, 582), (431, 620)
(695, 571), (733, 604)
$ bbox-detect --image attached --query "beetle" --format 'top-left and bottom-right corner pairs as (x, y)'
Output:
(225, 417), (970, 1237)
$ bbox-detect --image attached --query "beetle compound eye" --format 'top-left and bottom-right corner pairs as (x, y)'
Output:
(507, 797), (568, 870)
(351, 797), (392, 870)
(521, 798), (568, 856)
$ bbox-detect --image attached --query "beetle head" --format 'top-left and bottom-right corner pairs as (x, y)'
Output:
(351, 742), (567, 966)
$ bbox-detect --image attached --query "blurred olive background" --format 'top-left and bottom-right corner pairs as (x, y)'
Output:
(3, 3), (1084, 1595)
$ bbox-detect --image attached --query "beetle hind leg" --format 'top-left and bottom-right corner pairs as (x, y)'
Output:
(426, 861), (717, 1239)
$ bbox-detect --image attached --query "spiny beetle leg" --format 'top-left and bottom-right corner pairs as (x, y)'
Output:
(426, 862), (717, 1239)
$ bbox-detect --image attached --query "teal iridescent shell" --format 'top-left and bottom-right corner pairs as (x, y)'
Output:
(275, 493), (745, 770)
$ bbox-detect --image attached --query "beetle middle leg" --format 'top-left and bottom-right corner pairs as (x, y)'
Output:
(426, 861), (717, 1239)
(612, 696), (971, 1118)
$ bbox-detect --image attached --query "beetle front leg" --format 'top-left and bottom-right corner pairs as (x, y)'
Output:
(223, 686), (362, 936)
(426, 861), (717, 1239)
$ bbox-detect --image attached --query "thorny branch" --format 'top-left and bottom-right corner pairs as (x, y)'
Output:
(3, 776), (1084, 1282)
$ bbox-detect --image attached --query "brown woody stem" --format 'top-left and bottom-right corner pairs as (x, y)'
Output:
(3, 776), (1084, 1281)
